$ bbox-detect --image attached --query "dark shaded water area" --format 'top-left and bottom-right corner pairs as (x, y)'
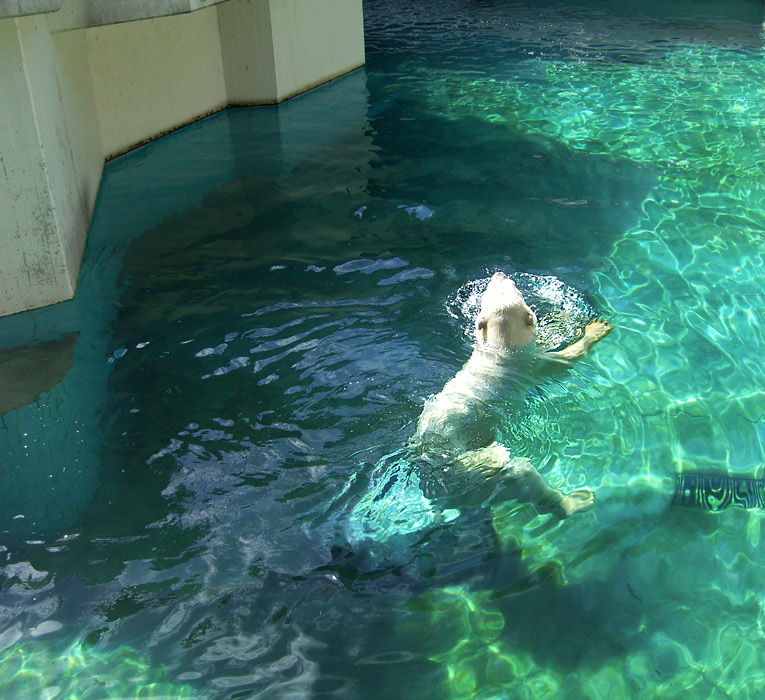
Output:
(1, 0), (765, 698)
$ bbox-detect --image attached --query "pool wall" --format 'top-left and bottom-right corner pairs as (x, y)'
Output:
(0, 0), (365, 316)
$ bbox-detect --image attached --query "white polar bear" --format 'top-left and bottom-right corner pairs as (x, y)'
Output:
(410, 271), (612, 518)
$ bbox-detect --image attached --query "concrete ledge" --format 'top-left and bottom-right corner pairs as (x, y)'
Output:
(0, 0), (62, 19)
(1, 0), (227, 24)
(85, 0), (225, 26)
(51, 0), (229, 30)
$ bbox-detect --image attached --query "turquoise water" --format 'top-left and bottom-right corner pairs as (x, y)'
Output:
(1, 0), (765, 697)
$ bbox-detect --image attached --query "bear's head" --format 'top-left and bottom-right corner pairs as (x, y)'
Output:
(475, 271), (537, 349)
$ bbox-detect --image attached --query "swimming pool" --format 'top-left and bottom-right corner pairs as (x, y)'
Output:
(1, 0), (764, 697)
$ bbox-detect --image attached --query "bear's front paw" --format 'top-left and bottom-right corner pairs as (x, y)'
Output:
(584, 318), (613, 342)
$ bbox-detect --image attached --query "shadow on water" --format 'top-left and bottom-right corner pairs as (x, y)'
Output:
(0, 334), (79, 417)
(0, 35), (658, 565)
(0, 96), (661, 695)
(317, 498), (729, 700)
(484, 504), (729, 674)
(360, 109), (659, 272)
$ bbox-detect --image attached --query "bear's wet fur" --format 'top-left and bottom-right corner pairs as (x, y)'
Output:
(410, 271), (612, 518)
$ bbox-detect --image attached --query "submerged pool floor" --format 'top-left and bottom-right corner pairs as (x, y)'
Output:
(1, 0), (765, 697)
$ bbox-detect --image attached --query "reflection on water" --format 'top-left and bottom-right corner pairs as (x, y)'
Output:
(0, 333), (78, 416)
(0, 0), (764, 698)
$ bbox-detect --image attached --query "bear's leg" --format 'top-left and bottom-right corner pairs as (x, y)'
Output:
(457, 445), (594, 518)
(504, 458), (595, 518)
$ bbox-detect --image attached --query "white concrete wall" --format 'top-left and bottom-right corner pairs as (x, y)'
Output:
(270, 0), (365, 102)
(0, 0), (366, 316)
(219, 0), (365, 105)
(87, 6), (228, 158)
(47, 0), (224, 29)
(218, 0), (277, 104)
(0, 16), (95, 315)
(51, 27), (103, 259)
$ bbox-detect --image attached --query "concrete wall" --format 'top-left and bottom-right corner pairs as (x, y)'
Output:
(52, 28), (102, 217)
(271, 0), (365, 102)
(87, 7), (228, 158)
(218, 0), (277, 104)
(0, 16), (94, 316)
(0, 0), (365, 316)
(219, 0), (365, 104)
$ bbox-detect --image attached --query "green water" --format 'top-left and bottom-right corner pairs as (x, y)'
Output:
(1, 0), (765, 697)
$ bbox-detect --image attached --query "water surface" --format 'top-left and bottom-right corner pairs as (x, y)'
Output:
(1, 0), (765, 697)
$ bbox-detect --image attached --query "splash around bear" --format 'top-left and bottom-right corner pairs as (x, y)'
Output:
(410, 271), (613, 518)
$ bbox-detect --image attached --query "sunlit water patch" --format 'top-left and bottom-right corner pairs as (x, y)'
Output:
(377, 1), (765, 697)
(0, 638), (196, 699)
(1, 0), (765, 698)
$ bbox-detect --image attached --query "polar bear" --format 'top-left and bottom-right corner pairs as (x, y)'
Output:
(410, 271), (612, 518)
